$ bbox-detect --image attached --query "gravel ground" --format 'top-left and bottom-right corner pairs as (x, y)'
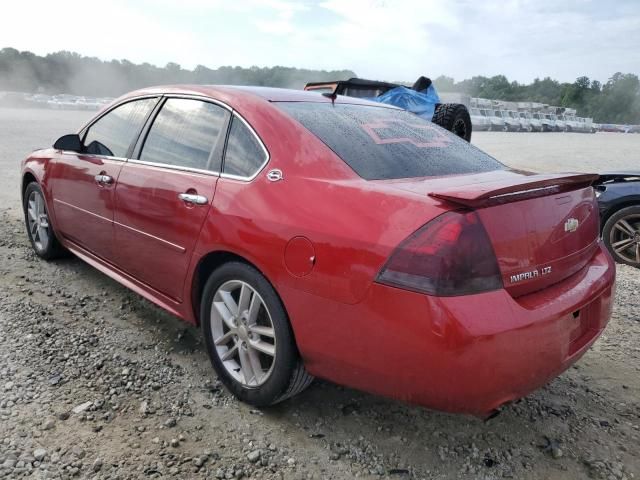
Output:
(0, 107), (639, 479)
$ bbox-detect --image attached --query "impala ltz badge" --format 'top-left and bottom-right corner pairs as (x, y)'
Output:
(564, 218), (579, 233)
(510, 266), (552, 284)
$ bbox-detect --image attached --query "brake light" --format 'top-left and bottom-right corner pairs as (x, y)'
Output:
(376, 211), (503, 296)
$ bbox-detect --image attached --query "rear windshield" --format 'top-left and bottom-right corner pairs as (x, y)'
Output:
(276, 102), (503, 180)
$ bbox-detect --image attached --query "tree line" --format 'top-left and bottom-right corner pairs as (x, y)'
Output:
(434, 73), (640, 124)
(1, 47), (638, 123)
(0, 48), (354, 98)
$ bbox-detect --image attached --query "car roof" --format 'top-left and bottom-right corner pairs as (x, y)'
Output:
(118, 85), (398, 109)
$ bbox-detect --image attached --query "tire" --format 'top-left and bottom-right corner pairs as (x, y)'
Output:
(201, 261), (313, 406)
(602, 205), (640, 268)
(432, 103), (472, 142)
(23, 182), (66, 260)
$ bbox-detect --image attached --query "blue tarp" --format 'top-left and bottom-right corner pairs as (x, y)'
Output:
(369, 84), (441, 121)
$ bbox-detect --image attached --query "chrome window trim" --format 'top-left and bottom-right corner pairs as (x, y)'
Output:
(133, 95), (232, 174)
(220, 111), (270, 182)
(78, 94), (161, 137)
(77, 94), (161, 162)
(160, 93), (233, 112)
(126, 158), (220, 177)
(75, 91), (269, 180)
(60, 151), (128, 162)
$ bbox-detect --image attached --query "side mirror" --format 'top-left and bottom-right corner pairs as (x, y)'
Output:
(53, 134), (83, 152)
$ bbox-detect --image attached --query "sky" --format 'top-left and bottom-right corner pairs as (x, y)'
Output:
(1, 0), (639, 84)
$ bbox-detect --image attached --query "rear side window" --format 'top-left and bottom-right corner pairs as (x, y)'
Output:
(277, 102), (503, 180)
(140, 98), (229, 171)
(84, 98), (157, 158)
(222, 116), (268, 178)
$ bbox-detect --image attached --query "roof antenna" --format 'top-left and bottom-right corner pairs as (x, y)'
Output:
(322, 91), (337, 104)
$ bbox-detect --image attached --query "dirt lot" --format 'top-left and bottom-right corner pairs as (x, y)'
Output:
(0, 107), (639, 480)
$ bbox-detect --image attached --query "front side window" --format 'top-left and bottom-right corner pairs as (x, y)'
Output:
(84, 98), (157, 158)
(140, 98), (229, 171)
(222, 116), (268, 178)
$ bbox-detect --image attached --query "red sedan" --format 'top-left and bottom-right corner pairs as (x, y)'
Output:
(21, 86), (615, 416)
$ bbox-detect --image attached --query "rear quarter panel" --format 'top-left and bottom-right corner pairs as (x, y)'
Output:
(192, 102), (447, 306)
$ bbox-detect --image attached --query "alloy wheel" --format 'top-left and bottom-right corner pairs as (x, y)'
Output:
(609, 214), (640, 265)
(210, 280), (277, 387)
(27, 190), (50, 252)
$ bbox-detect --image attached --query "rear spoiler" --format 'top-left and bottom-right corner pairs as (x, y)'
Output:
(596, 172), (640, 183)
(304, 82), (339, 93)
(429, 173), (599, 208)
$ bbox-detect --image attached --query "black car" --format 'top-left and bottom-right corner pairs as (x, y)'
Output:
(596, 172), (640, 267)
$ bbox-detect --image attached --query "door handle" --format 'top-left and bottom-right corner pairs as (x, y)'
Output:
(94, 174), (114, 185)
(178, 193), (208, 205)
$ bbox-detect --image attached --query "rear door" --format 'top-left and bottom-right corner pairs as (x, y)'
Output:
(51, 97), (158, 261)
(113, 97), (230, 301)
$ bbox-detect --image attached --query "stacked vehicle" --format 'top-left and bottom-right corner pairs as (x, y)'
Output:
(469, 107), (491, 131)
(467, 100), (596, 133)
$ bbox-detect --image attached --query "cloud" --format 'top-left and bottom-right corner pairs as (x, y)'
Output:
(253, 1), (308, 35)
(0, 0), (638, 83)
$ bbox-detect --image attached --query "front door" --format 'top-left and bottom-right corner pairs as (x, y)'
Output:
(50, 97), (158, 261)
(113, 97), (230, 301)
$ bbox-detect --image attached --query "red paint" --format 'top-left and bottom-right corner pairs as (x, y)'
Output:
(284, 237), (316, 277)
(49, 152), (123, 260)
(21, 85), (616, 415)
(113, 162), (216, 301)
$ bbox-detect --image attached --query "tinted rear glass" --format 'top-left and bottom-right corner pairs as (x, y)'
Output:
(223, 116), (268, 178)
(277, 102), (503, 180)
(140, 98), (228, 170)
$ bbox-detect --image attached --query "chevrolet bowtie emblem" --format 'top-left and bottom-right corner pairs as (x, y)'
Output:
(564, 218), (579, 233)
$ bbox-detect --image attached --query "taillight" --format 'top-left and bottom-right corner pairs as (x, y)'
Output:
(376, 211), (503, 296)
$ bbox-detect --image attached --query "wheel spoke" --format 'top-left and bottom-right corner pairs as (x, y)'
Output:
(214, 330), (235, 346)
(636, 244), (640, 263)
(247, 294), (261, 323)
(31, 221), (38, 236)
(247, 347), (264, 384)
(615, 219), (636, 236)
(613, 238), (635, 253)
(38, 226), (49, 247)
(237, 284), (251, 314)
(249, 325), (275, 338)
(220, 343), (238, 361)
(28, 205), (36, 221)
(219, 289), (239, 316)
(250, 340), (275, 357)
(35, 193), (44, 215)
(213, 300), (236, 329)
(238, 346), (256, 384)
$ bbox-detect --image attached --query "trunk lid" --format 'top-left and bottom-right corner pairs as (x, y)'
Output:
(382, 170), (601, 297)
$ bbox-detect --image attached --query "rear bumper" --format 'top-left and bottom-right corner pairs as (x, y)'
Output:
(286, 244), (615, 416)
